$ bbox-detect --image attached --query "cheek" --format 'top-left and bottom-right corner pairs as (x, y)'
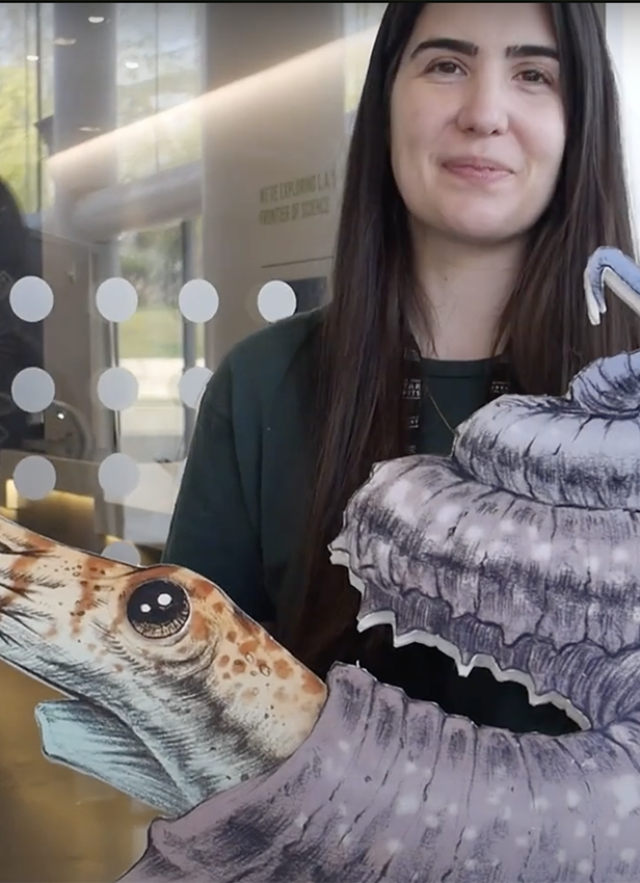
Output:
(392, 87), (447, 152)
(525, 111), (567, 182)
(390, 97), (442, 186)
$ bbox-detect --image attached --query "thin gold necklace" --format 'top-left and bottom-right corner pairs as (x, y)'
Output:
(425, 385), (456, 436)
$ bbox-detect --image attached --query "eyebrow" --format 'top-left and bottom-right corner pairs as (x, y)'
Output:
(409, 38), (559, 62)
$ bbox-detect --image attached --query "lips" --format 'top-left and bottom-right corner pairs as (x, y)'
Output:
(442, 156), (513, 182)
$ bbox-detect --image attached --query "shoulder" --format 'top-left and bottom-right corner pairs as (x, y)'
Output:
(221, 306), (325, 400)
(200, 307), (325, 418)
(226, 306), (325, 378)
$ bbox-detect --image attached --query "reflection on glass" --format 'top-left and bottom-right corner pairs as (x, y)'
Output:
(117, 2), (201, 181)
(0, 3), (50, 214)
(343, 2), (386, 130)
(117, 224), (185, 463)
(0, 4), (399, 880)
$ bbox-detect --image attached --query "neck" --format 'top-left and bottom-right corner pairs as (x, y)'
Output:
(135, 628), (327, 809)
(130, 695), (276, 809)
(126, 667), (325, 810)
(410, 227), (525, 360)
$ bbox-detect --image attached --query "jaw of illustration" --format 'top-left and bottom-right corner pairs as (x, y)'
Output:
(0, 650), (195, 818)
(33, 693), (193, 817)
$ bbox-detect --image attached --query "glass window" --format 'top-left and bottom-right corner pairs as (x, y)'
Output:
(0, 4), (387, 880)
(0, 3), (45, 215)
(116, 2), (202, 181)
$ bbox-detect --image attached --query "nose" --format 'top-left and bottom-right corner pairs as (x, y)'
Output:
(456, 70), (509, 137)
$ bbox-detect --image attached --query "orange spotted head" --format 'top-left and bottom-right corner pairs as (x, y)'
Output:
(0, 515), (326, 802)
(0, 515), (218, 688)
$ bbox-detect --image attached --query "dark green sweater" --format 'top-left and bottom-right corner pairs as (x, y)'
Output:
(163, 308), (575, 736)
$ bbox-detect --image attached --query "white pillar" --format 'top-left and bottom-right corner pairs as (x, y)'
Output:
(200, 3), (346, 367)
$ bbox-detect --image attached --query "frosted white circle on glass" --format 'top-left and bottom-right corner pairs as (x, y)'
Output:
(97, 367), (138, 410)
(98, 453), (140, 499)
(13, 456), (56, 500)
(95, 278), (138, 323)
(179, 366), (212, 409)
(11, 367), (55, 413)
(9, 276), (54, 322)
(102, 541), (141, 566)
(179, 279), (219, 323)
(257, 280), (296, 322)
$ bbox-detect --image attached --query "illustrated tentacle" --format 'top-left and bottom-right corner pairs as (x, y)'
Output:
(584, 246), (640, 325)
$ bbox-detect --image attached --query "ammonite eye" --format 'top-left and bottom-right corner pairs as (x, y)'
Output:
(126, 580), (190, 639)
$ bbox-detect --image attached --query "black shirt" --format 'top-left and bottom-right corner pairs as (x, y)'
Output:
(163, 308), (576, 736)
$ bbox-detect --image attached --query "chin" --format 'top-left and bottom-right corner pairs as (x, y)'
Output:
(438, 199), (541, 243)
(440, 220), (526, 248)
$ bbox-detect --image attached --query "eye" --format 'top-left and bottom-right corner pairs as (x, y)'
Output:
(126, 580), (190, 640)
(425, 59), (465, 77)
(517, 68), (553, 86)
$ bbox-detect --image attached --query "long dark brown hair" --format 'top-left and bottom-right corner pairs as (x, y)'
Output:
(280, 2), (639, 678)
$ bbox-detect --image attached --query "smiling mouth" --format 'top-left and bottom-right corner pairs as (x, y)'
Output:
(442, 161), (512, 183)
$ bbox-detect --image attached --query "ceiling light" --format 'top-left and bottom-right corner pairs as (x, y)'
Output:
(53, 36), (77, 46)
(26, 54), (39, 62)
(125, 60), (139, 70)
(88, 15), (105, 23)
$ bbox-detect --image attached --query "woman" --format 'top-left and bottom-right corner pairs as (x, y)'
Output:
(163, 3), (637, 733)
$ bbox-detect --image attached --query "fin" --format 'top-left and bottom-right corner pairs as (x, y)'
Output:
(35, 700), (192, 818)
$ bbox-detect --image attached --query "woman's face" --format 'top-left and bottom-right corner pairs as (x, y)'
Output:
(389, 2), (567, 247)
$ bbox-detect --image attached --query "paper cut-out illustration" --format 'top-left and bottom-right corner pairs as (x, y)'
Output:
(0, 525), (326, 817)
(1, 245), (640, 881)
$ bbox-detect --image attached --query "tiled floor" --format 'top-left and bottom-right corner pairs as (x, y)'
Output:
(0, 659), (156, 882)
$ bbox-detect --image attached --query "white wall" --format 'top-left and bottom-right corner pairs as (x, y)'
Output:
(606, 3), (640, 248)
